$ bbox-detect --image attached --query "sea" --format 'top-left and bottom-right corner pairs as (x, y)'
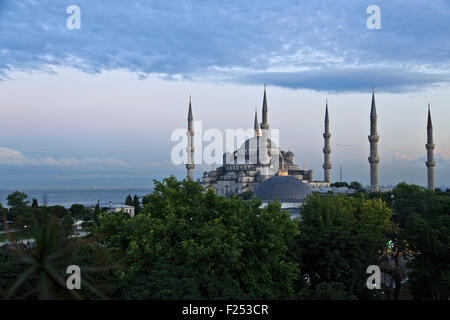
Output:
(0, 187), (153, 208)
(1, 185), (448, 209)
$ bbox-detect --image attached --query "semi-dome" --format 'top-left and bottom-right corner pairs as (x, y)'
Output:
(285, 151), (295, 158)
(254, 175), (312, 202)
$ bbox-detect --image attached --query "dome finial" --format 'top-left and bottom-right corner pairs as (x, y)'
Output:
(278, 153), (288, 176)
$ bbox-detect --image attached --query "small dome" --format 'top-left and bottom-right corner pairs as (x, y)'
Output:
(254, 176), (312, 202)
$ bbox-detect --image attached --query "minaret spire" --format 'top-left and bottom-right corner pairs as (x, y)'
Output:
(322, 99), (332, 183)
(426, 103), (435, 191)
(368, 88), (380, 192)
(188, 95), (193, 121)
(254, 107), (261, 137)
(260, 84), (269, 130)
(186, 96), (195, 180)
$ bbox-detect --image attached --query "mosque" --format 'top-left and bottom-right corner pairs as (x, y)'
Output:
(199, 85), (330, 198)
(183, 86), (436, 214)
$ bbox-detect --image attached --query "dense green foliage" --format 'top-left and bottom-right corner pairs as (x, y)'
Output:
(0, 214), (112, 299)
(133, 195), (141, 214)
(405, 212), (449, 299)
(125, 194), (133, 206)
(97, 176), (299, 299)
(330, 181), (363, 192)
(70, 204), (92, 221)
(7, 191), (29, 227)
(295, 194), (393, 299)
(365, 182), (450, 299)
(0, 247), (36, 298)
(1, 179), (448, 300)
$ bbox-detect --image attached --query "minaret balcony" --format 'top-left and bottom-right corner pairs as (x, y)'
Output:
(426, 160), (436, 167)
(368, 135), (379, 143)
(368, 156), (380, 164)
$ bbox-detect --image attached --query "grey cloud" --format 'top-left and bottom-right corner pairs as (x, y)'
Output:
(0, 0), (449, 92)
(239, 69), (450, 93)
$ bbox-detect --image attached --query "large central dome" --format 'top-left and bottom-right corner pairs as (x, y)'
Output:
(239, 136), (278, 150)
(254, 175), (312, 202)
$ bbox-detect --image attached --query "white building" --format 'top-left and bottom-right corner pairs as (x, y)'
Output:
(105, 201), (135, 217)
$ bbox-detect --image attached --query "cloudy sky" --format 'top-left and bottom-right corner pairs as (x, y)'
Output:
(0, 0), (449, 189)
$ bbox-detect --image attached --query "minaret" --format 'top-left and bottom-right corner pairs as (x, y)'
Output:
(186, 96), (195, 180)
(426, 104), (435, 191)
(253, 107), (261, 165)
(322, 99), (331, 183)
(260, 84), (269, 131)
(368, 88), (380, 192)
(259, 84), (270, 180)
(254, 107), (261, 137)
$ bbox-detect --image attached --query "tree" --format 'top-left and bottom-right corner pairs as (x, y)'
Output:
(125, 194), (133, 206)
(70, 204), (88, 221)
(47, 205), (69, 219)
(7, 191), (29, 209)
(390, 183), (430, 228)
(239, 190), (254, 200)
(0, 247), (36, 299)
(95, 176), (299, 299)
(0, 203), (8, 223)
(331, 182), (349, 188)
(132, 195), (141, 215)
(142, 194), (150, 206)
(31, 198), (39, 207)
(372, 182), (450, 299)
(349, 181), (363, 192)
(296, 193), (393, 299)
(7, 191), (29, 226)
(94, 201), (101, 224)
(60, 214), (74, 239)
(2, 214), (106, 299)
(404, 211), (449, 299)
